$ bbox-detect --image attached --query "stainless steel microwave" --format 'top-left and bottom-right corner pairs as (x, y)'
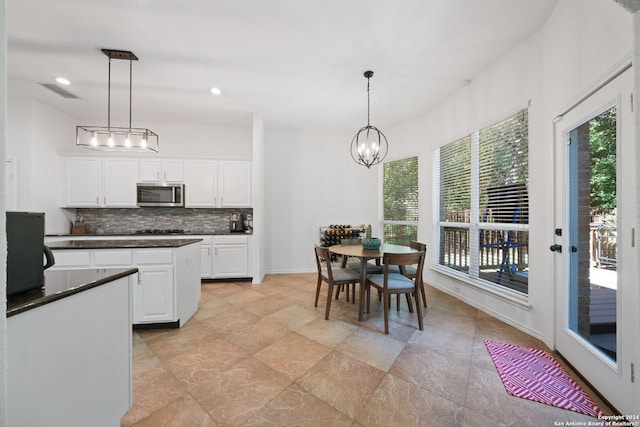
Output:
(136, 183), (184, 207)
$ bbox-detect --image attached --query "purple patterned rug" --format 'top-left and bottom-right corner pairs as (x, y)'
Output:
(484, 340), (604, 417)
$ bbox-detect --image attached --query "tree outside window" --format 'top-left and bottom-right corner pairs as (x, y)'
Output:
(383, 156), (418, 245)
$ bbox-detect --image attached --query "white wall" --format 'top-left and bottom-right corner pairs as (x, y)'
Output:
(6, 95), (32, 211)
(252, 113), (266, 283)
(384, 0), (633, 346)
(1, 0), (7, 422)
(263, 126), (378, 274)
(31, 101), (75, 231)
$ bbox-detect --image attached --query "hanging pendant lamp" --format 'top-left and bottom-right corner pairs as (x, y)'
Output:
(76, 49), (159, 153)
(350, 70), (388, 168)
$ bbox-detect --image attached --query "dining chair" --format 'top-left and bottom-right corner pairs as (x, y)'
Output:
(387, 241), (428, 309)
(366, 251), (426, 334)
(314, 245), (361, 320)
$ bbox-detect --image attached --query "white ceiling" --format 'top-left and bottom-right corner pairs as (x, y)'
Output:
(8, 0), (558, 130)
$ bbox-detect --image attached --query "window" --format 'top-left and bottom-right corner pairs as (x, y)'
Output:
(383, 156), (418, 245)
(437, 109), (529, 295)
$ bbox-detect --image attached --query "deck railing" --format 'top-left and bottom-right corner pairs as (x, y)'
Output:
(594, 224), (616, 268)
(439, 209), (529, 293)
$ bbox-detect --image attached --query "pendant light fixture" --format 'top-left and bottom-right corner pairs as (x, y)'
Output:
(350, 70), (388, 168)
(76, 49), (159, 153)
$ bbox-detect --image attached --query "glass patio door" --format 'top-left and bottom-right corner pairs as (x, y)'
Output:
(553, 67), (637, 414)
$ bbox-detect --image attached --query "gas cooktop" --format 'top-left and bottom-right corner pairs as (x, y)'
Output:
(135, 229), (186, 235)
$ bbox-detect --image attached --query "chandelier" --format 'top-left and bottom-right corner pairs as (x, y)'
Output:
(76, 49), (159, 153)
(350, 70), (388, 168)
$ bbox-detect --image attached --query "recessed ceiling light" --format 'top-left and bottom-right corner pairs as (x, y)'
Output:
(55, 77), (71, 85)
(209, 87), (221, 95)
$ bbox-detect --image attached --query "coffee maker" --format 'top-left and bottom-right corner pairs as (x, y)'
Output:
(229, 212), (245, 232)
(243, 214), (253, 234)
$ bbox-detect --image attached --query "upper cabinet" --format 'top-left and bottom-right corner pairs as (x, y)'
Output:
(66, 158), (102, 207)
(66, 158), (138, 207)
(219, 161), (252, 207)
(65, 156), (250, 208)
(138, 159), (184, 182)
(184, 160), (251, 208)
(184, 160), (218, 208)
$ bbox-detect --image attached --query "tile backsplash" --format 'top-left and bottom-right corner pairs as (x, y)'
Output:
(73, 208), (253, 235)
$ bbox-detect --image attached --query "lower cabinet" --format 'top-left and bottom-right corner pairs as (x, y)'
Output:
(134, 266), (174, 324)
(200, 237), (213, 277)
(200, 235), (250, 279)
(214, 242), (249, 277)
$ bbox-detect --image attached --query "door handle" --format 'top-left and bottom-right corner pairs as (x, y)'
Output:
(549, 244), (562, 253)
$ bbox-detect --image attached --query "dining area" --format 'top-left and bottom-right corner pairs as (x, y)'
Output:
(314, 237), (427, 335)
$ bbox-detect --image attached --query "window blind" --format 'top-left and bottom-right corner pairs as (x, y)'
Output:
(439, 136), (471, 222)
(437, 108), (529, 295)
(478, 110), (529, 224)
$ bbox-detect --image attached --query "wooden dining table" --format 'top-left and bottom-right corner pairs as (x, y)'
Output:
(329, 243), (419, 321)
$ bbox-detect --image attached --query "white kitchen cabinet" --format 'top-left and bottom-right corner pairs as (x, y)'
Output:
(103, 158), (139, 206)
(219, 161), (252, 207)
(66, 158), (102, 207)
(134, 266), (174, 324)
(66, 157), (138, 207)
(184, 160), (218, 207)
(212, 235), (249, 278)
(184, 160), (251, 208)
(52, 250), (91, 268)
(94, 250), (133, 267)
(199, 236), (213, 277)
(218, 161), (251, 208)
(139, 159), (184, 182)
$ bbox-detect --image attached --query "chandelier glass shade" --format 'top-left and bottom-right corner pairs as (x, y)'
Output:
(76, 49), (159, 153)
(350, 70), (388, 168)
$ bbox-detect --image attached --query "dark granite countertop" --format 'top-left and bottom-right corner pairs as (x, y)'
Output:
(47, 238), (202, 250)
(7, 268), (138, 317)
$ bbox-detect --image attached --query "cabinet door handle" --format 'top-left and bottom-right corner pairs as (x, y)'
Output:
(137, 273), (141, 285)
(164, 171), (167, 181)
(96, 196), (99, 205)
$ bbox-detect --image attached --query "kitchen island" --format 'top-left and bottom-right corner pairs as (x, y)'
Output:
(7, 268), (137, 427)
(48, 238), (202, 328)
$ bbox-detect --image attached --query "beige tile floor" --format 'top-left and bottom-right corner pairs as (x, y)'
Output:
(121, 273), (613, 427)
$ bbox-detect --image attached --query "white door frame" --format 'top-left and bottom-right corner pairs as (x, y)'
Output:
(552, 65), (638, 414)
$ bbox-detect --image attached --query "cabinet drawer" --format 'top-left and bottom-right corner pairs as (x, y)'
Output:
(215, 235), (247, 244)
(135, 249), (173, 265)
(94, 251), (133, 266)
(53, 251), (91, 267)
(197, 236), (213, 244)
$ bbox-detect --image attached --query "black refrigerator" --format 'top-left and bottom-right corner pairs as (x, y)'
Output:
(6, 212), (55, 296)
